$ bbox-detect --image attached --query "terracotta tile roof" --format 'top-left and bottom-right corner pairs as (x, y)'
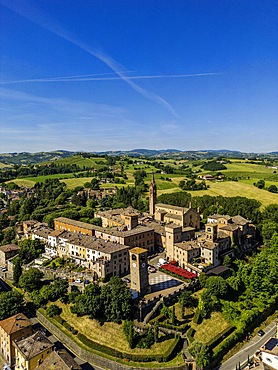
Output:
(0, 313), (32, 334)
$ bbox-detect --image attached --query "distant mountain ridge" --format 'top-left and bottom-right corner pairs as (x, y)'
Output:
(0, 148), (277, 166)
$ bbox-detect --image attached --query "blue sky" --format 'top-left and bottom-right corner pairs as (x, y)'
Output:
(0, 0), (277, 153)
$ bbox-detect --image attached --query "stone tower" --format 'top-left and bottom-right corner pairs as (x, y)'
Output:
(205, 223), (218, 242)
(129, 247), (149, 296)
(149, 173), (157, 216)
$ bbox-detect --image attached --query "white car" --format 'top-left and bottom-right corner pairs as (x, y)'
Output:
(74, 279), (82, 283)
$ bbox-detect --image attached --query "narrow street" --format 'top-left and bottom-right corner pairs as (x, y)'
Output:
(214, 321), (277, 370)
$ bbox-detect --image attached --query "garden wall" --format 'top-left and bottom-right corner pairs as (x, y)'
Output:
(36, 310), (187, 370)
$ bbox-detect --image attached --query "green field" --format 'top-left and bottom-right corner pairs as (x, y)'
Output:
(45, 155), (107, 169)
(7, 157), (278, 209)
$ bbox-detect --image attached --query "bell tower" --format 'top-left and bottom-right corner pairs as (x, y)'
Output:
(149, 173), (157, 216)
(129, 247), (149, 296)
(205, 223), (218, 242)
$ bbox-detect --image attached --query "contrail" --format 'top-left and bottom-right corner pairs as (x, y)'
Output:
(0, 0), (179, 117)
(0, 72), (220, 85)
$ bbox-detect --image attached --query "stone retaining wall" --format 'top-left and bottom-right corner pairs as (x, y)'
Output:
(36, 310), (187, 370)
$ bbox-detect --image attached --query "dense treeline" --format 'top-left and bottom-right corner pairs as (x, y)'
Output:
(0, 163), (90, 182)
(70, 277), (132, 323)
(157, 192), (261, 224)
(201, 160), (227, 171)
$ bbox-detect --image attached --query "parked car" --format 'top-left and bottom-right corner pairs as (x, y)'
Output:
(74, 279), (82, 283)
(123, 277), (130, 283)
(258, 329), (265, 337)
(1, 267), (7, 272)
(84, 280), (90, 285)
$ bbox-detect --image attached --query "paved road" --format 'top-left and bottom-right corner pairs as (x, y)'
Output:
(214, 321), (276, 370)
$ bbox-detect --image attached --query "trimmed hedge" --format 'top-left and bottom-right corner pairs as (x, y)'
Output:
(186, 327), (196, 344)
(77, 332), (182, 363)
(192, 308), (202, 325)
(159, 322), (189, 333)
(207, 325), (235, 351)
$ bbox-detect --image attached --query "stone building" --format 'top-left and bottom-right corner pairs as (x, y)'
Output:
(94, 206), (140, 229)
(54, 217), (155, 253)
(0, 244), (20, 266)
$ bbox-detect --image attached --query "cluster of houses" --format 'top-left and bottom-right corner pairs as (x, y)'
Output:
(0, 313), (81, 370)
(13, 207), (256, 282)
(0, 176), (257, 283)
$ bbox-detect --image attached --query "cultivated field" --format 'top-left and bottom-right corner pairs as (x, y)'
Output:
(7, 157), (278, 209)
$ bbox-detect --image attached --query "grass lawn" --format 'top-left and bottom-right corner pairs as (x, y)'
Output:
(191, 311), (230, 344)
(56, 302), (177, 356)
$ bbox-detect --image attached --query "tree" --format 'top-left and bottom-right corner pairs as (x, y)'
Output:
(261, 221), (278, 244)
(188, 340), (211, 369)
(198, 272), (208, 288)
(254, 179), (265, 189)
(19, 268), (44, 292)
(29, 290), (46, 308)
(205, 276), (228, 298)
(160, 304), (170, 319)
(71, 282), (102, 319)
(134, 170), (147, 186)
(171, 305), (176, 325)
(90, 178), (100, 190)
(46, 304), (62, 317)
(223, 255), (232, 268)
(13, 257), (22, 285)
(0, 291), (24, 320)
(154, 320), (159, 342)
(18, 239), (45, 264)
(123, 320), (135, 348)
(178, 289), (194, 307)
(268, 185), (277, 193)
(101, 277), (132, 322)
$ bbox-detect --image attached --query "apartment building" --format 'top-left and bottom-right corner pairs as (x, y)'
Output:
(54, 217), (155, 253)
(0, 313), (32, 366)
(13, 331), (53, 370)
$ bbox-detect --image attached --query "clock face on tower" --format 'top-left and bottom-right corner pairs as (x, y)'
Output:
(141, 262), (146, 268)
(132, 262), (136, 268)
